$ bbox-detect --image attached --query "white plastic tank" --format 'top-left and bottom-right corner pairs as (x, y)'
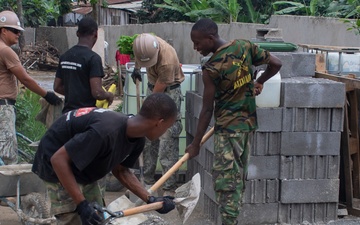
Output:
(255, 70), (281, 108)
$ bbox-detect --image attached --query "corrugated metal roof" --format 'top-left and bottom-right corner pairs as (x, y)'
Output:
(107, 0), (131, 4)
(108, 0), (142, 12)
(72, 6), (92, 15)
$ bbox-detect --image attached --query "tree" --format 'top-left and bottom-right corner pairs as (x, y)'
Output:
(154, 0), (241, 23)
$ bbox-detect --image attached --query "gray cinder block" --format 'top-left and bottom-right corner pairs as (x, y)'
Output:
(280, 155), (340, 179)
(243, 179), (280, 203)
(280, 179), (339, 203)
(282, 107), (344, 132)
(252, 132), (282, 156)
(281, 77), (346, 108)
(281, 132), (341, 155)
(256, 107), (283, 132)
(279, 202), (337, 224)
(237, 203), (279, 225)
(248, 156), (280, 179)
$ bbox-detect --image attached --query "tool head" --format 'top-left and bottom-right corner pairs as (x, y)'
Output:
(173, 173), (201, 224)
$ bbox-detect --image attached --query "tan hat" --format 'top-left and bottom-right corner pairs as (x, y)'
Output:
(133, 33), (159, 67)
(0, 11), (24, 31)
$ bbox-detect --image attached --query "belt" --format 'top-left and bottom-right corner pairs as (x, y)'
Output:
(147, 83), (180, 91)
(0, 99), (16, 105)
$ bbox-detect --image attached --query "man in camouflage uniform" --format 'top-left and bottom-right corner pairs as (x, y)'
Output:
(186, 18), (282, 225)
(0, 10), (61, 165)
(131, 33), (184, 194)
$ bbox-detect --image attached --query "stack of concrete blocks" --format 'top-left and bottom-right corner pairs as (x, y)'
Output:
(185, 52), (346, 225)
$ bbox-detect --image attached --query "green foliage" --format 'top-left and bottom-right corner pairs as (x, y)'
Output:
(15, 89), (46, 159)
(113, 102), (123, 113)
(116, 34), (139, 57)
(15, 89), (46, 146)
(136, 0), (187, 23)
(0, 0), (60, 27)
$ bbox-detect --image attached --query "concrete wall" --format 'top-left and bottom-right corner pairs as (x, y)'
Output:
(27, 15), (359, 68)
(268, 15), (360, 47)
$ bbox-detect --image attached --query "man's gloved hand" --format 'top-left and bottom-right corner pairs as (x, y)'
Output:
(147, 196), (175, 214)
(131, 68), (142, 84)
(76, 200), (103, 225)
(44, 91), (62, 105)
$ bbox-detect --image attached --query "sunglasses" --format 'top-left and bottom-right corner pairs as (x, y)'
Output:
(5, 27), (21, 35)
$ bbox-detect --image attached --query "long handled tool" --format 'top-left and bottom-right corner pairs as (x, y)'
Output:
(106, 127), (214, 224)
(139, 126), (214, 202)
(136, 79), (145, 186)
(103, 173), (201, 225)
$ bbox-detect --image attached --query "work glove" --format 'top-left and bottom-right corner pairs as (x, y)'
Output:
(131, 68), (142, 84)
(44, 91), (62, 105)
(76, 200), (103, 225)
(147, 195), (175, 214)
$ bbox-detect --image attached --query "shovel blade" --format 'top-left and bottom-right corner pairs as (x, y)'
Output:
(174, 173), (201, 224)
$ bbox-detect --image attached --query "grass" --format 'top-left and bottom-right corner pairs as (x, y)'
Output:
(15, 89), (46, 161)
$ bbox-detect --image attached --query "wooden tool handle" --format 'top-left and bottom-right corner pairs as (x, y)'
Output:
(135, 79), (141, 113)
(122, 202), (163, 217)
(150, 126), (214, 192)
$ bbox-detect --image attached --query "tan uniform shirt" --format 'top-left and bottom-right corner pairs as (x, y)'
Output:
(0, 40), (20, 100)
(136, 36), (185, 86)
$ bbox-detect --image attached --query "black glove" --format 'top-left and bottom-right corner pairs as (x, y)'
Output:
(44, 91), (62, 105)
(131, 68), (142, 84)
(76, 200), (103, 225)
(147, 195), (175, 214)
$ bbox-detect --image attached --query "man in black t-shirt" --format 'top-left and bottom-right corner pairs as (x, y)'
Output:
(54, 17), (113, 114)
(32, 93), (177, 225)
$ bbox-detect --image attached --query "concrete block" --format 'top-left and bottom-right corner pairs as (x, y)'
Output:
(256, 107), (283, 132)
(280, 155), (340, 179)
(279, 203), (337, 224)
(252, 132), (281, 156)
(202, 193), (220, 224)
(243, 179), (280, 203)
(282, 108), (344, 132)
(280, 179), (339, 203)
(185, 112), (198, 136)
(281, 77), (346, 108)
(186, 91), (203, 118)
(281, 132), (341, 155)
(238, 203), (279, 225)
(203, 170), (216, 202)
(291, 52), (316, 77)
(248, 156), (280, 179)
(195, 72), (204, 95)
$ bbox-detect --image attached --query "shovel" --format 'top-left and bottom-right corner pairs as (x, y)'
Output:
(103, 173), (201, 225)
(136, 78), (145, 186)
(105, 127), (214, 224)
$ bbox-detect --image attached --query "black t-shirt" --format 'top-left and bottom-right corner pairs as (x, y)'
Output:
(56, 45), (105, 113)
(32, 107), (145, 184)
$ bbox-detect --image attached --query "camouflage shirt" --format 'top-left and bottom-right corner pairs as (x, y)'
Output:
(203, 39), (270, 133)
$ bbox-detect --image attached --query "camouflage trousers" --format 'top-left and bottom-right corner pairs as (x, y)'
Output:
(45, 180), (105, 225)
(213, 132), (254, 225)
(0, 105), (17, 165)
(143, 86), (183, 190)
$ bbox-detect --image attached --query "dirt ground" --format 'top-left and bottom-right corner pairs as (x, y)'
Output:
(0, 189), (214, 225)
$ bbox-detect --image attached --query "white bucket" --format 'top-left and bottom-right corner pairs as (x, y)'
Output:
(255, 70), (281, 108)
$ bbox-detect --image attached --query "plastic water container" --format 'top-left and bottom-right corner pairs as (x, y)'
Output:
(255, 70), (281, 108)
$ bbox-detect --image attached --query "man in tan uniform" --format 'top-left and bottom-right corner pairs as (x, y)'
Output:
(131, 33), (184, 195)
(0, 10), (62, 164)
